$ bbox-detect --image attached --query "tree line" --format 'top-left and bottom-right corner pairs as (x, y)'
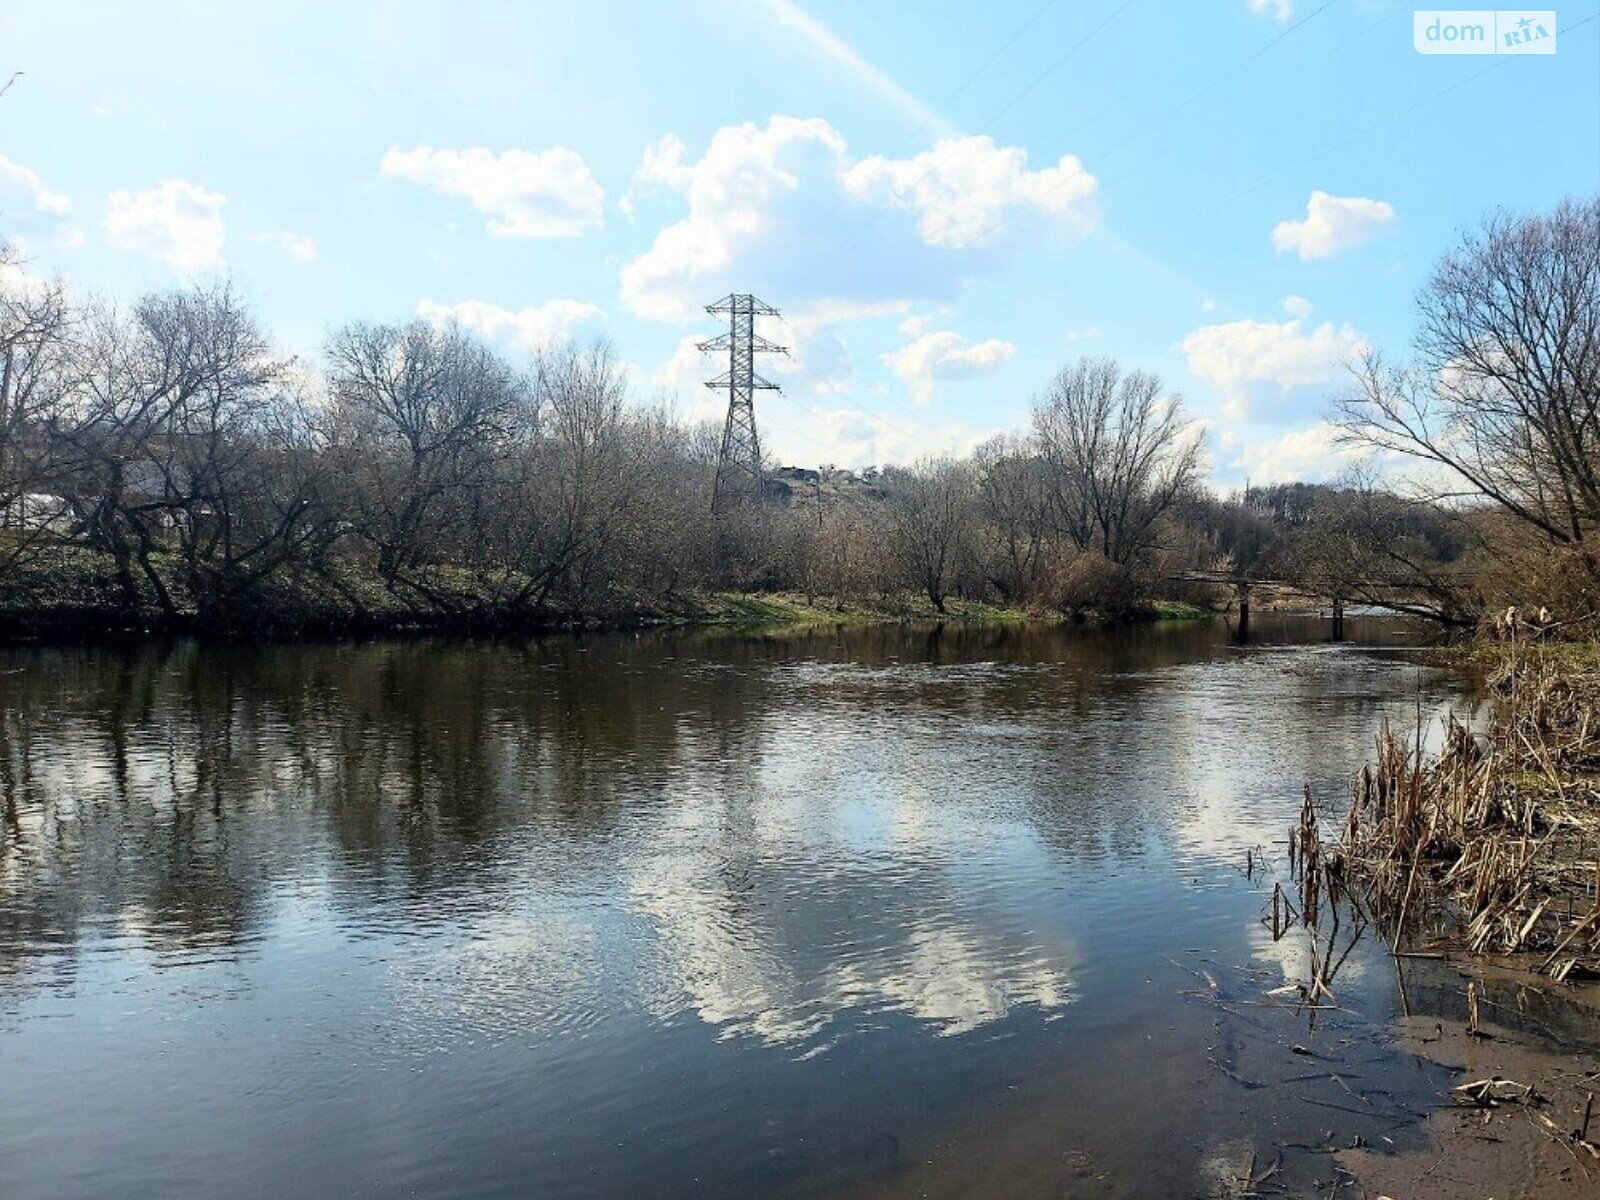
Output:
(0, 194), (1594, 631)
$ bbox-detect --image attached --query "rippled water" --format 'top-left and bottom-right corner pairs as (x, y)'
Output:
(0, 617), (1470, 1198)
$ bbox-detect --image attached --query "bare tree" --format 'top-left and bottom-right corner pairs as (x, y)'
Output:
(1032, 357), (1202, 568)
(326, 319), (524, 597)
(135, 289), (330, 612)
(45, 284), (318, 614)
(1287, 476), (1477, 626)
(1339, 198), (1600, 571)
(883, 457), (976, 613)
(973, 433), (1052, 601)
(0, 246), (70, 576)
(480, 341), (675, 612)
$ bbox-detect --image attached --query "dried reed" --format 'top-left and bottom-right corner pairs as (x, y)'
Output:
(1335, 643), (1600, 979)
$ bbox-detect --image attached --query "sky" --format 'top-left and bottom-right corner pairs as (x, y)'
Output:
(2, 0), (1598, 485)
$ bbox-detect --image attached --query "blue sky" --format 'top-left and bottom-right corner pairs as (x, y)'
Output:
(2, 0), (1597, 483)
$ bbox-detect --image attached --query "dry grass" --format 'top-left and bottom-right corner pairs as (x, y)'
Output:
(1332, 641), (1600, 980)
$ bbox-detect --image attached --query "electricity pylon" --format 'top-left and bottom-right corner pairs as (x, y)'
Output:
(700, 294), (786, 511)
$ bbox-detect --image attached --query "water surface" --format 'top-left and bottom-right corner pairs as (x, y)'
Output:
(0, 617), (1469, 1198)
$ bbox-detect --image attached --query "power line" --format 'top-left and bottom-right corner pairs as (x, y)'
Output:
(982, 0), (1141, 129)
(935, 9), (1600, 335)
(777, 0), (1324, 374)
(1086, 4), (1403, 192)
(1203, 10), (1600, 217)
(768, 0), (1070, 274)
(812, 0), (1141, 270)
(940, 0), (1061, 112)
(1011, 0), (1344, 224)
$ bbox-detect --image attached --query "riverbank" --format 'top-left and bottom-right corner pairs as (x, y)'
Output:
(1342, 995), (1600, 1197)
(0, 545), (1209, 638)
(1316, 639), (1600, 1195)
(1332, 639), (1600, 981)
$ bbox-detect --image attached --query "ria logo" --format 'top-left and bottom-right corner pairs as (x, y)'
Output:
(1413, 10), (1558, 54)
(1501, 12), (1554, 46)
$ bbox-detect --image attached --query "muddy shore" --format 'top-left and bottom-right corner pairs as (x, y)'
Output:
(1341, 1005), (1600, 1198)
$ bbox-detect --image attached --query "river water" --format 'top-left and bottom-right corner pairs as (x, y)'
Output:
(0, 617), (1473, 1199)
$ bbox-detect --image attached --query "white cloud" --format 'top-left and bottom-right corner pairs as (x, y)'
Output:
(415, 297), (604, 353)
(1066, 325), (1104, 342)
(883, 328), (1016, 406)
(256, 230), (317, 262)
(1271, 191), (1395, 260)
(1201, 298), (1217, 313)
(619, 117), (1099, 323)
(767, 404), (996, 469)
(104, 178), (226, 273)
(1247, 0), (1294, 21)
(843, 135), (1097, 250)
(632, 133), (696, 195)
(0, 156), (70, 217)
(1233, 422), (1367, 485)
(655, 335), (714, 396)
(620, 117), (848, 322)
(656, 297), (911, 401)
(381, 144), (605, 239)
(1281, 294), (1312, 318)
(1181, 315), (1368, 422)
(777, 298), (914, 394)
(1, 156), (79, 247)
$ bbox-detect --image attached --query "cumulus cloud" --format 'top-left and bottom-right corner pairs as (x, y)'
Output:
(842, 135), (1097, 249)
(381, 144), (605, 238)
(620, 117), (848, 322)
(883, 327), (1016, 405)
(1247, 0), (1294, 21)
(1233, 422), (1367, 485)
(655, 335), (714, 396)
(631, 133), (696, 195)
(766, 404), (996, 469)
(777, 298), (915, 394)
(104, 178), (226, 272)
(1066, 325), (1104, 342)
(1, 156), (70, 218)
(1281, 294), (1312, 319)
(619, 117), (1099, 323)
(1271, 191), (1395, 260)
(415, 297), (605, 353)
(1181, 315), (1368, 422)
(256, 230), (317, 262)
(1, 155), (79, 247)
(655, 297), (911, 402)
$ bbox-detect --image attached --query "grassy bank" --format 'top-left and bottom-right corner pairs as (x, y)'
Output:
(689, 591), (1047, 631)
(0, 546), (1062, 638)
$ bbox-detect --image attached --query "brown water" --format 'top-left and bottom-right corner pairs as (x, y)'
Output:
(0, 617), (1474, 1198)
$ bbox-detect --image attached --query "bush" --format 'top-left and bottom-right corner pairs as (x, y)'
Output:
(1045, 551), (1144, 617)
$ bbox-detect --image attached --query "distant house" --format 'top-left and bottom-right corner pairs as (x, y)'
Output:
(0, 492), (74, 534)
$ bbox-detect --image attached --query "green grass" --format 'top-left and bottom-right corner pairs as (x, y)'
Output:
(692, 590), (1044, 631)
(1150, 599), (1211, 621)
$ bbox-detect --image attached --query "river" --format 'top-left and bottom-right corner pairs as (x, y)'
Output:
(0, 617), (1472, 1198)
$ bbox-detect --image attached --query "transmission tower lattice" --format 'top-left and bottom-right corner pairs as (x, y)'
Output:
(700, 294), (786, 511)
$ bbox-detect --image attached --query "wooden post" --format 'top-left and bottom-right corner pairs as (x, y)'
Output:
(1236, 580), (1251, 642)
(1331, 595), (1345, 641)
